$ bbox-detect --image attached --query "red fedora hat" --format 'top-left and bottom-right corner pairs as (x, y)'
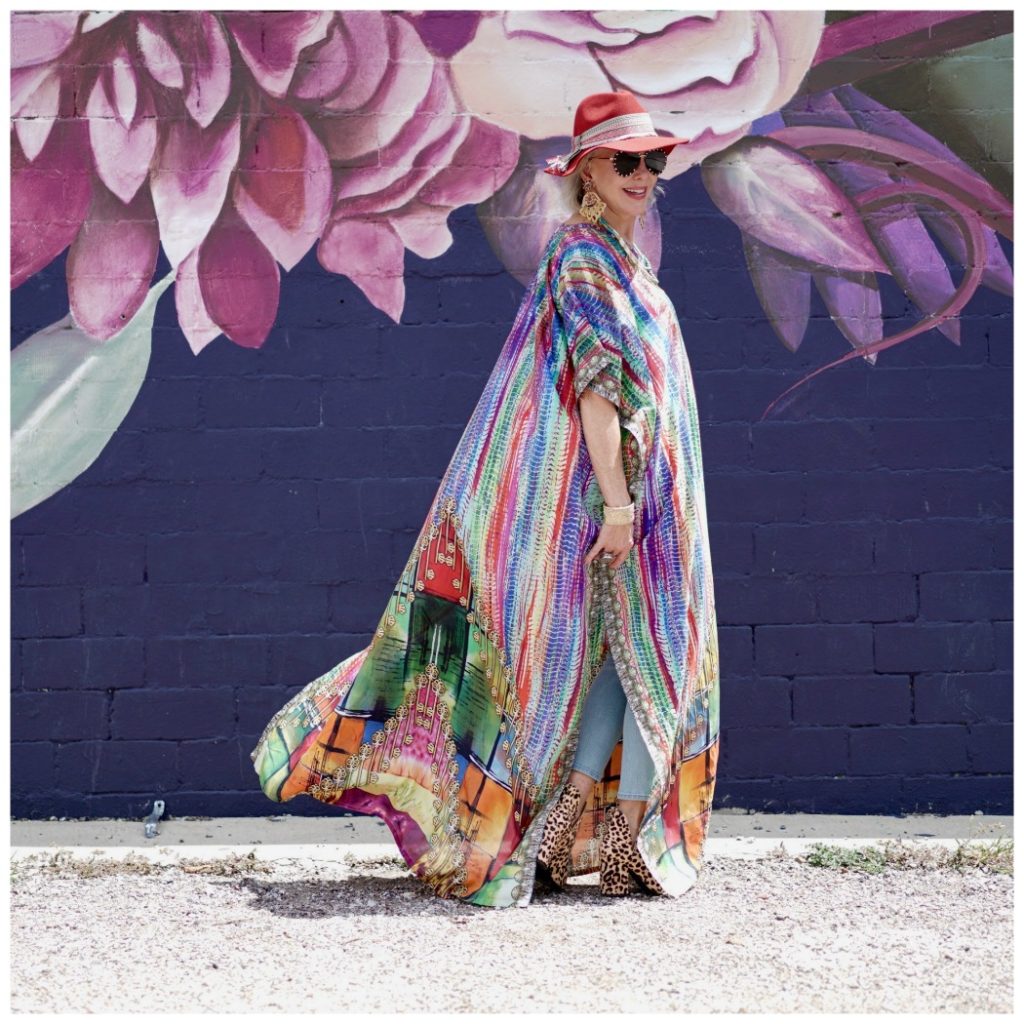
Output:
(544, 89), (689, 177)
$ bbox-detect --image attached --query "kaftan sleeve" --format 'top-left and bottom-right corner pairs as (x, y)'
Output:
(552, 256), (629, 409)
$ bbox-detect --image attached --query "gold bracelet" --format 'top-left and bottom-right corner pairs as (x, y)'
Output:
(603, 501), (635, 525)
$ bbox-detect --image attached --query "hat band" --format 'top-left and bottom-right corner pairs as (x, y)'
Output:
(572, 112), (656, 151)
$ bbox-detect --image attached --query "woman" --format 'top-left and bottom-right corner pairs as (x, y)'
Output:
(251, 90), (720, 909)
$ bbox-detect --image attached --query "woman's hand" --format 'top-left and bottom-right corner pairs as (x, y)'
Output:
(584, 521), (635, 570)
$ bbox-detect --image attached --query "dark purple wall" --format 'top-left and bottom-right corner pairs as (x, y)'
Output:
(11, 171), (1012, 819)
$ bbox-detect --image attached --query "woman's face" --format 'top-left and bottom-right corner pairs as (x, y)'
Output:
(581, 147), (657, 221)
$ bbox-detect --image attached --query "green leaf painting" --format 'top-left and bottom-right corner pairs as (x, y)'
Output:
(11, 274), (173, 518)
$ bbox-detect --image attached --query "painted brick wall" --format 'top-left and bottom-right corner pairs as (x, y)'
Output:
(10, 13), (1014, 820)
(12, 165), (1012, 819)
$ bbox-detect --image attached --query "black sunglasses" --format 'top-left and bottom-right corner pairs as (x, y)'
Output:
(591, 149), (669, 177)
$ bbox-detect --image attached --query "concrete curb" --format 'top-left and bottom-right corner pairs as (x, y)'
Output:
(8, 834), (987, 867)
(10, 814), (1010, 873)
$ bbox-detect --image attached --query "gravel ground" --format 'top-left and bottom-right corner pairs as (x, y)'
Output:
(10, 851), (1012, 1014)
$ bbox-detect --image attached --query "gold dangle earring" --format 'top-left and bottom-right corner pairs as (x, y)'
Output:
(580, 177), (606, 225)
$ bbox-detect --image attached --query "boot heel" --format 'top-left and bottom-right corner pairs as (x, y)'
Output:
(536, 782), (585, 890)
(598, 805), (640, 896)
(599, 804), (666, 896)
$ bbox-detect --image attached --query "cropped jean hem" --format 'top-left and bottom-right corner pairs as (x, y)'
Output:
(571, 763), (650, 801)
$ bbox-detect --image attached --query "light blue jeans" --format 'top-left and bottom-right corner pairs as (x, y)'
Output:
(571, 651), (656, 800)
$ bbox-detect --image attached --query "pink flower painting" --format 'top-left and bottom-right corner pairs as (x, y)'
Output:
(452, 10), (826, 173)
(11, 10), (520, 350)
(467, 10), (826, 280)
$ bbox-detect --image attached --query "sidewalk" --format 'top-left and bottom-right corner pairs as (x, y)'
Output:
(9, 808), (1013, 864)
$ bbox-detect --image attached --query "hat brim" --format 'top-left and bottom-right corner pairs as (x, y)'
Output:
(543, 134), (690, 177)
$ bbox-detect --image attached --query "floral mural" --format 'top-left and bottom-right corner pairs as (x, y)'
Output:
(11, 10), (521, 343)
(9, 9), (1014, 516)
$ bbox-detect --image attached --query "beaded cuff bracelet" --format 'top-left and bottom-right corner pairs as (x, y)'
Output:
(603, 501), (635, 525)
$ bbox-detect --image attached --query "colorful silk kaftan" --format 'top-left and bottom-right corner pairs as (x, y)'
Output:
(251, 214), (720, 909)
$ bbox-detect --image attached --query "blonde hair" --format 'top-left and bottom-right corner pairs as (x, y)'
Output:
(560, 150), (666, 215)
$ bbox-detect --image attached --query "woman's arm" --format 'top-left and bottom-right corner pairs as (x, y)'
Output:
(579, 389), (634, 569)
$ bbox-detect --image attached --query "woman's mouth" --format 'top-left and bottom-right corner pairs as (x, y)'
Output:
(623, 186), (647, 199)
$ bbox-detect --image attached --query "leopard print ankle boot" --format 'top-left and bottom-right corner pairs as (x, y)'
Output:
(599, 804), (666, 897)
(535, 782), (585, 890)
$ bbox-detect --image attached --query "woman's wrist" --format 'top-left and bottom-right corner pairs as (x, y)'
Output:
(601, 485), (632, 507)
